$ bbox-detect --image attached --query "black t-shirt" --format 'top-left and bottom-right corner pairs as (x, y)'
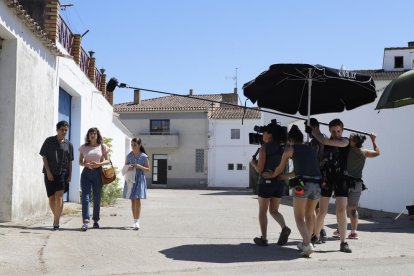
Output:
(40, 136), (74, 175)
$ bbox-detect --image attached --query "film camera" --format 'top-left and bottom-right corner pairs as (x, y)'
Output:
(250, 119), (287, 160)
(249, 119), (287, 145)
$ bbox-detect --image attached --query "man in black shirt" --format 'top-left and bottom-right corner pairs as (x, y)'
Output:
(40, 121), (74, 230)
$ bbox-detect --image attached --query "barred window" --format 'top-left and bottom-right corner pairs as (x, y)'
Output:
(195, 149), (204, 172)
(231, 129), (240, 139)
(237, 164), (243, 170)
(228, 163), (234, 170)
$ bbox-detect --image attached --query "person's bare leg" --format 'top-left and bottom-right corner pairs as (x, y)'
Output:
(53, 190), (64, 226)
(269, 197), (286, 228)
(258, 197), (270, 239)
(305, 199), (319, 240)
(315, 197), (330, 237)
(348, 206), (358, 232)
(293, 198), (310, 245)
(336, 197), (348, 243)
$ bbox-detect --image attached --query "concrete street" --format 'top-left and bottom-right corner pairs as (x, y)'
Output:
(1, 189), (413, 275)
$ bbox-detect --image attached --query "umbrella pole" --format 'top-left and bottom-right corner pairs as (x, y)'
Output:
(307, 68), (312, 142)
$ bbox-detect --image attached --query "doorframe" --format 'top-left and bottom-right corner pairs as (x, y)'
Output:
(152, 154), (168, 185)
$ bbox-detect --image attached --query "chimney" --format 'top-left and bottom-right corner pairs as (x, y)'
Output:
(134, 89), (141, 104)
(189, 89), (193, 96)
(408, 41), (414, 48)
(233, 87), (237, 94)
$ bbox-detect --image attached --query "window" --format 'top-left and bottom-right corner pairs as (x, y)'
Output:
(150, 119), (170, 135)
(237, 164), (243, 170)
(228, 163), (234, 170)
(394, 56), (404, 68)
(231, 129), (240, 139)
(195, 149), (204, 172)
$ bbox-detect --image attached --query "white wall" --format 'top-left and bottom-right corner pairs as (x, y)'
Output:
(0, 2), (132, 221)
(208, 119), (262, 188)
(383, 49), (414, 71)
(1, 1), (57, 221)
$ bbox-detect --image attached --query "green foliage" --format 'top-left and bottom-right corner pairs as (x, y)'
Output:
(99, 137), (122, 206)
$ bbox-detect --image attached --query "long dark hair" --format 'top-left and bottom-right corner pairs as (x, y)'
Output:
(132, 137), (146, 154)
(84, 127), (103, 145)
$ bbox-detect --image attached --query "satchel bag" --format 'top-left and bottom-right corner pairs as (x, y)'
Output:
(101, 159), (116, 185)
(100, 144), (116, 185)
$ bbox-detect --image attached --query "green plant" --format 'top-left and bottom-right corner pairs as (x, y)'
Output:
(99, 137), (122, 206)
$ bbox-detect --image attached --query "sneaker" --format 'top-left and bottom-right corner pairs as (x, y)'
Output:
(333, 229), (340, 237)
(133, 222), (140, 230)
(253, 236), (268, 246)
(348, 232), (359, 239)
(297, 242), (305, 251)
(311, 234), (324, 245)
(81, 223), (88, 232)
(340, 242), (352, 253)
(93, 222), (100, 229)
(300, 243), (315, 257)
(277, 227), (291, 246)
(52, 225), (59, 231)
(320, 228), (327, 238)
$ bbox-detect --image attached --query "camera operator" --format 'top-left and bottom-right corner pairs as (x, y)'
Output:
(250, 122), (291, 247)
(264, 125), (322, 257)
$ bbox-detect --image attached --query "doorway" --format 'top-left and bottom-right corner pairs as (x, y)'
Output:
(58, 87), (72, 201)
(152, 154), (168, 185)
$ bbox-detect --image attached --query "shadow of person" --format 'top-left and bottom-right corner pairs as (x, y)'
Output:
(160, 243), (302, 263)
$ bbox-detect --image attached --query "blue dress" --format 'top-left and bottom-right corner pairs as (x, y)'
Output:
(123, 152), (148, 199)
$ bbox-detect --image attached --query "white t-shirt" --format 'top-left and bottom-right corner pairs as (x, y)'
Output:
(79, 144), (109, 163)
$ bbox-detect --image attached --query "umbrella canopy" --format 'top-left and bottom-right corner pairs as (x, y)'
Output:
(243, 64), (377, 116)
(375, 69), (414, 110)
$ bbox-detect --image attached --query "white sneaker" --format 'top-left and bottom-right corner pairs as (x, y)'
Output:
(297, 242), (305, 251)
(300, 243), (315, 257)
(133, 222), (140, 230)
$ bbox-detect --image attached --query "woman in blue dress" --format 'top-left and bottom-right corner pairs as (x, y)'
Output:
(124, 137), (150, 230)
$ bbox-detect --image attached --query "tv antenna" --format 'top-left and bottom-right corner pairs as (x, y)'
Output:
(225, 67), (238, 93)
(60, 4), (74, 11)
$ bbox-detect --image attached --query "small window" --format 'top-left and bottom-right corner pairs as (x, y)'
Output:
(394, 56), (404, 68)
(231, 129), (240, 139)
(237, 164), (243, 170)
(228, 163), (234, 170)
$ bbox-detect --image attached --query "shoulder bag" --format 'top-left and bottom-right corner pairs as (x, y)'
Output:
(101, 144), (116, 185)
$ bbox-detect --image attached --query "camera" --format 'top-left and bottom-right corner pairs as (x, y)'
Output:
(249, 119), (287, 145)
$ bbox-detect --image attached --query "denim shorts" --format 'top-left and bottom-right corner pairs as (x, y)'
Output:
(294, 182), (321, 200)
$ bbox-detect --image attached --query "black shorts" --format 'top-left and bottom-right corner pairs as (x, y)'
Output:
(321, 173), (348, 197)
(257, 179), (285, 198)
(44, 171), (68, 197)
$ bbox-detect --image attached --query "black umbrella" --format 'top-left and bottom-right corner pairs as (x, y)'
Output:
(243, 64), (377, 119)
(375, 69), (414, 110)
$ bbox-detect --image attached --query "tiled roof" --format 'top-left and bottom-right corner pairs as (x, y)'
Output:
(4, 0), (63, 56)
(353, 69), (405, 81)
(114, 94), (227, 112)
(209, 107), (261, 119)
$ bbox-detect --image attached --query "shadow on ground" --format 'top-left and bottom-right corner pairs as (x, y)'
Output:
(160, 243), (301, 263)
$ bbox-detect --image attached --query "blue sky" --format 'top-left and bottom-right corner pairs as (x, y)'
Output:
(61, 0), (414, 105)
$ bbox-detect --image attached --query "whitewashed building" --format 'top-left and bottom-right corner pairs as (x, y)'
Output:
(208, 107), (262, 188)
(0, 0), (132, 222)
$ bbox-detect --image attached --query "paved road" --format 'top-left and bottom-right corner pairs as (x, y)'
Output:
(1, 189), (414, 275)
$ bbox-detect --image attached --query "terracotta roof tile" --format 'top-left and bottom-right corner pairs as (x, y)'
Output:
(353, 69), (405, 81)
(209, 107), (261, 119)
(114, 94), (232, 112)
